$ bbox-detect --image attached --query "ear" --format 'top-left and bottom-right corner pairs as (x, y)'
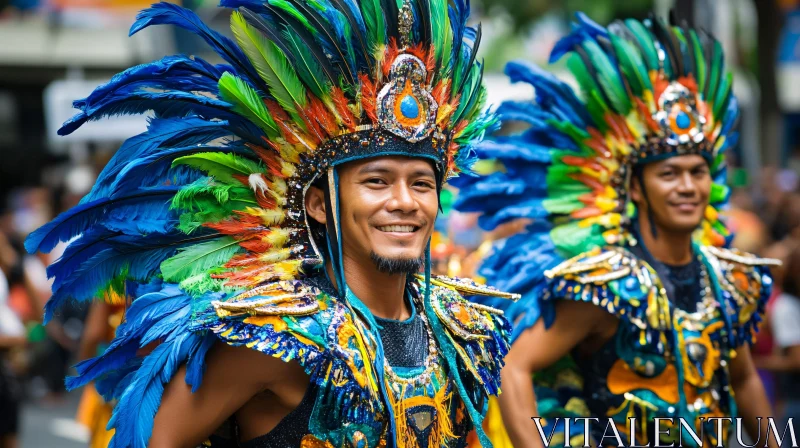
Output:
(630, 174), (643, 205)
(305, 186), (327, 225)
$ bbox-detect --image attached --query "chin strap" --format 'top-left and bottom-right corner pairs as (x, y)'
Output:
(325, 166), (397, 448)
(421, 243), (494, 447)
(635, 167), (658, 240)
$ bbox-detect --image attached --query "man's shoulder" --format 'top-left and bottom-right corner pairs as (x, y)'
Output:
(418, 275), (514, 339)
(542, 246), (671, 330)
(206, 278), (348, 374)
(699, 245), (779, 345)
(413, 275), (513, 396)
(700, 245), (780, 271)
(699, 245), (778, 305)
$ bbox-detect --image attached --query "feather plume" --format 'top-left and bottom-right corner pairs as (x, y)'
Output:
(161, 237), (243, 283)
(218, 72), (280, 138)
(129, 3), (263, 90)
(231, 11), (307, 118)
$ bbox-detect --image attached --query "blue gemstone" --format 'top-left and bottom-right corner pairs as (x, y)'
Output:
(675, 111), (691, 129)
(400, 95), (420, 119)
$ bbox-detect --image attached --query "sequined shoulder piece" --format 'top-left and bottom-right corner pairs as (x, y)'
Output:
(543, 246), (672, 331)
(421, 281), (512, 397)
(420, 274), (521, 301)
(700, 245), (778, 346)
(197, 280), (380, 403)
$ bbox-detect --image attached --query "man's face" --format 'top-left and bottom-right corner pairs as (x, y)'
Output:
(631, 154), (711, 234)
(336, 156), (439, 273)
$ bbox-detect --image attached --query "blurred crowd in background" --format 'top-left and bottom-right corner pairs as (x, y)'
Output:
(1, 0), (800, 446)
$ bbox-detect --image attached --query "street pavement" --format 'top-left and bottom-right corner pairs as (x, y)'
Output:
(20, 389), (88, 448)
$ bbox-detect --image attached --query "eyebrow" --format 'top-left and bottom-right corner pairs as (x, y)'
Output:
(660, 161), (708, 171)
(358, 164), (435, 178)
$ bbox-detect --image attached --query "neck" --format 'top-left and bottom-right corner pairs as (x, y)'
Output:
(636, 214), (694, 265)
(325, 256), (411, 321)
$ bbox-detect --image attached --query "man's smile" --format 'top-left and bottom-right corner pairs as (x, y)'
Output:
(376, 225), (421, 233)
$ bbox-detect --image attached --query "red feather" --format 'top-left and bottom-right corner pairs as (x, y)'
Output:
(330, 87), (357, 131)
(383, 39), (400, 78)
(360, 73), (378, 123)
(307, 95), (338, 137)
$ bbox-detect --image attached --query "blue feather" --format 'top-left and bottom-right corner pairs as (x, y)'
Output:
(94, 357), (143, 401)
(44, 240), (190, 323)
(129, 3), (263, 92)
(25, 186), (180, 255)
(504, 60), (591, 127)
(58, 89), (235, 137)
(549, 12), (608, 63)
(185, 333), (216, 392)
(107, 144), (250, 197)
(71, 56), (221, 114)
(83, 118), (231, 203)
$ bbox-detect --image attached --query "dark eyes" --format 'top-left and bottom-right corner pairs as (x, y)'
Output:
(366, 178), (387, 185)
(414, 180), (435, 189)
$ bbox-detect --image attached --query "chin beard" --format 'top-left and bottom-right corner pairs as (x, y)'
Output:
(370, 252), (424, 275)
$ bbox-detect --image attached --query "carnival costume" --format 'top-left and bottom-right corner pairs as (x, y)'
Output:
(455, 13), (778, 447)
(24, 1), (516, 447)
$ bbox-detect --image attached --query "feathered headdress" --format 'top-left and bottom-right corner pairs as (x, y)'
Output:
(454, 12), (738, 335)
(23, 1), (494, 446)
(26, 0), (492, 318)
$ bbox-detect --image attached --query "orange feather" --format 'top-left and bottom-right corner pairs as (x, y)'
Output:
(330, 87), (357, 131)
(382, 39), (400, 78)
(359, 73), (378, 123)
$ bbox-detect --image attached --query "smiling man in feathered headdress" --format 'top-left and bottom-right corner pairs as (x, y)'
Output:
(25, 1), (518, 447)
(456, 12), (780, 448)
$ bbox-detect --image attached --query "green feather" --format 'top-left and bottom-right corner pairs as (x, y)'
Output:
(710, 182), (728, 204)
(583, 40), (630, 114)
(359, 0), (386, 53)
(625, 19), (658, 72)
(173, 152), (263, 185)
(161, 237), (242, 283)
(690, 30), (707, 93)
(567, 55), (606, 110)
(179, 272), (233, 296)
(218, 72), (279, 138)
(268, 0), (313, 31)
(231, 11), (307, 116)
(550, 222), (606, 257)
(282, 30), (330, 100)
(172, 179), (257, 211)
(547, 119), (591, 143)
(611, 35), (650, 96)
(175, 195), (257, 233)
(713, 71), (732, 119)
(706, 41), (723, 104)
(431, 0), (452, 76)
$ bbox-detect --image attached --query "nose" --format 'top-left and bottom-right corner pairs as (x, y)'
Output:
(676, 171), (697, 196)
(386, 181), (418, 214)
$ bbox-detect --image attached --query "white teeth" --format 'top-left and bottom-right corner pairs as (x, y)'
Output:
(378, 225), (416, 233)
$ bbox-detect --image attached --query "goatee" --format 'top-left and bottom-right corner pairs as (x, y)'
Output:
(369, 252), (424, 274)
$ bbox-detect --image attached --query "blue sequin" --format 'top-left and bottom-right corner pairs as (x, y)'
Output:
(676, 111), (691, 129)
(400, 95), (420, 119)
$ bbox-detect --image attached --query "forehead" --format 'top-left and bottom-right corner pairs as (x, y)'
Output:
(341, 156), (436, 176)
(647, 154), (708, 170)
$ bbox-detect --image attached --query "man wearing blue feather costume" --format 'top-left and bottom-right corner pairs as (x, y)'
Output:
(24, 1), (517, 447)
(455, 13), (781, 448)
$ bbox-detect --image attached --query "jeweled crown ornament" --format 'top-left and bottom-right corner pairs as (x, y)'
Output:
(377, 54), (439, 143)
(655, 82), (706, 147)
